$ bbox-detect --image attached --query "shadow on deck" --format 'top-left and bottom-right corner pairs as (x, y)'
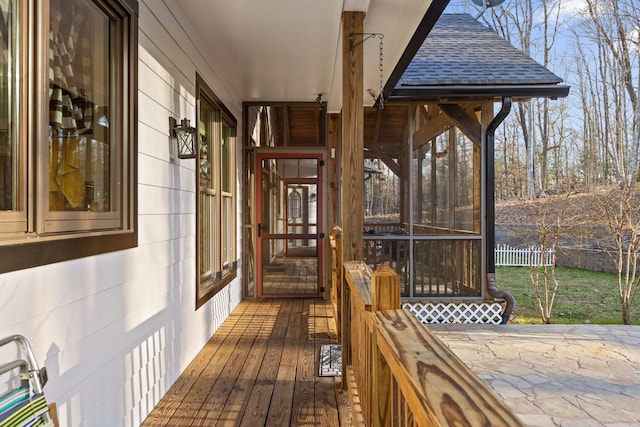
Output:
(142, 299), (352, 426)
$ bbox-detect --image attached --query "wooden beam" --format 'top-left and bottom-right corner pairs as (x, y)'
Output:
(373, 107), (383, 146)
(316, 105), (321, 145)
(270, 107), (280, 146)
(341, 11), (364, 261)
(364, 148), (400, 177)
(419, 104), (430, 121)
(260, 109), (269, 146)
(364, 142), (404, 156)
(284, 105), (290, 146)
(413, 108), (451, 150)
(437, 104), (481, 146)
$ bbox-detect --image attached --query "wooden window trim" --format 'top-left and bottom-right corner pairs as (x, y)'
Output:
(195, 74), (237, 309)
(0, 0), (138, 273)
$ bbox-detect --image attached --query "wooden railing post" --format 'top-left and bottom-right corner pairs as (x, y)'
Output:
(372, 264), (400, 312)
(341, 258), (352, 391)
(330, 226), (343, 339)
(341, 283), (351, 390)
(343, 261), (373, 421)
(372, 264), (400, 427)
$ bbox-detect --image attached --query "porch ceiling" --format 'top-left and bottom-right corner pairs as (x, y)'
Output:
(171, 0), (448, 113)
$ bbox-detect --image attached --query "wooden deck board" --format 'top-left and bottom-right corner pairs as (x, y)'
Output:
(291, 300), (316, 425)
(239, 300), (295, 426)
(315, 301), (341, 426)
(265, 300), (303, 427)
(141, 301), (253, 425)
(142, 299), (351, 427)
(168, 302), (262, 425)
(194, 300), (279, 426)
(215, 301), (281, 426)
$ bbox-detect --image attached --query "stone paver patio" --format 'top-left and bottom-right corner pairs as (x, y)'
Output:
(430, 324), (640, 427)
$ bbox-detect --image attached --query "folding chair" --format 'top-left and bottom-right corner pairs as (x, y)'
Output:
(0, 335), (56, 427)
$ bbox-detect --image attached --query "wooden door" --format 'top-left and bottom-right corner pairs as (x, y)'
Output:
(256, 153), (324, 297)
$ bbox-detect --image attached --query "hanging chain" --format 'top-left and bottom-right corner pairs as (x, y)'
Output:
(378, 34), (384, 109)
(350, 32), (385, 109)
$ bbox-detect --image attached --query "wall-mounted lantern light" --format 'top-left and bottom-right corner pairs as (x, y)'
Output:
(170, 117), (197, 159)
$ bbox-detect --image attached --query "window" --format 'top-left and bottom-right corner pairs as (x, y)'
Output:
(196, 75), (236, 308)
(0, 0), (138, 273)
(288, 189), (301, 219)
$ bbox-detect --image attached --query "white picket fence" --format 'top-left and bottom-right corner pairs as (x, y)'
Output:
(495, 244), (554, 267)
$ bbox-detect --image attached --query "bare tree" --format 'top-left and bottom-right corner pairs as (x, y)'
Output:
(574, 0), (640, 185)
(523, 190), (572, 323)
(535, 0), (564, 192)
(461, 0), (638, 193)
(496, 119), (526, 200)
(488, 0), (570, 198)
(597, 185), (640, 324)
(487, 0), (538, 198)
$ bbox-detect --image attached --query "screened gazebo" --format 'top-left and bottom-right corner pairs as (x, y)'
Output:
(358, 14), (569, 317)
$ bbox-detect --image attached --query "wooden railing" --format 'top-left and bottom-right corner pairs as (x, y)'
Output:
(341, 261), (524, 427)
(343, 261), (372, 423)
(362, 235), (482, 298)
(343, 260), (398, 425)
(364, 222), (406, 234)
(373, 309), (523, 426)
(412, 238), (481, 298)
(412, 224), (477, 235)
(362, 237), (409, 295)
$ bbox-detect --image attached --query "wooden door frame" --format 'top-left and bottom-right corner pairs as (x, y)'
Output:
(255, 152), (324, 298)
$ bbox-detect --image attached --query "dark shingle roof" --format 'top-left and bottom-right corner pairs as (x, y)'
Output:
(390, 14), (568, 100)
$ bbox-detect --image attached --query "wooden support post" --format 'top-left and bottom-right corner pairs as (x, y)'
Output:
(475, 102), (490, 234)
(327, 114), (341, 304)
(399, 148), (410, 227)
(328, 114), (341, 233)
(371, 264), (399, 427)
(448, 128), (456, 229)
(430, 137), (437, 226)
(417, 149), (423, 224)
(341, 11), (364, 261)
(372, 264), (400, 311)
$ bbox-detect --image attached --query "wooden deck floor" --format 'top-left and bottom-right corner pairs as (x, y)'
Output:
(263, 257), (319, 295)
(142, 299), (352, 426)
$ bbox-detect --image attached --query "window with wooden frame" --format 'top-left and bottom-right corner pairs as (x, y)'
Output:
(196, 75), (237, 308)
(0, 0), (138, 273)
(288, 188), (301, 219)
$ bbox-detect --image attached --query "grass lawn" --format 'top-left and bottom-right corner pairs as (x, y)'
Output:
(496, 266), (640, 324)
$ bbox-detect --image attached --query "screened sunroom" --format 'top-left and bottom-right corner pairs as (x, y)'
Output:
(362, 104), (484, 300)
(360, 13), (568, 307)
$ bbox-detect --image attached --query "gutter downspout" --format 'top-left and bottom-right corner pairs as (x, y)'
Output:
(486, 97), (515, 324)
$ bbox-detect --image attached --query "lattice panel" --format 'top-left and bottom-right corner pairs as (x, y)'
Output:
(403, 301), (503, 324)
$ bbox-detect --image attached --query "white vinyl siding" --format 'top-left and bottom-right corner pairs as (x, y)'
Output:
(0, 1), (243, 425)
